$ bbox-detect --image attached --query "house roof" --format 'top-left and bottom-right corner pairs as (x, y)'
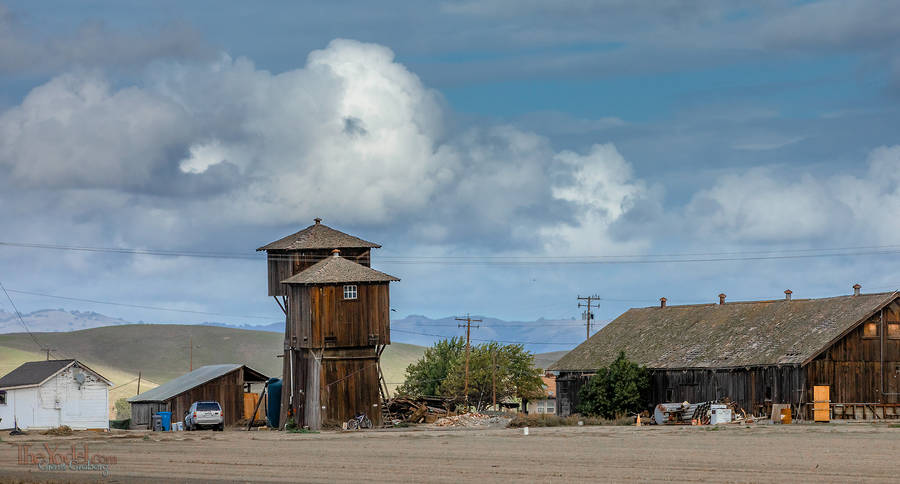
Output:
(0, 359), (111, 390)
(551, 291), (899, 372)
(128, 364), (267, 403)
(282, 252), (399, 285)
(257, 218), (381, 251)
(541, 375), (556, 398)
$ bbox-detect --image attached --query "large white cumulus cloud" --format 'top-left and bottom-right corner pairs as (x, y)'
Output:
(686, 145), (900, 244)
(0, 39), (649, 253)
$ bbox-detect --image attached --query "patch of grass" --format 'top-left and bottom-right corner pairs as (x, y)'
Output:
(889, 423), (900, 428)
(42, 425), (73, 436)
(287, 428), (319, 434)
(705, 426), (721, 431)
(507, 413), (633, 428)
(142, 435), (150, 441)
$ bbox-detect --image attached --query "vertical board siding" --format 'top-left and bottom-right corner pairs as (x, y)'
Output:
(289, 283), (390, 349)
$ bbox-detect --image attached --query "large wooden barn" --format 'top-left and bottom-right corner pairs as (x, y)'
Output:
(258, 219), (399, 430)
(128, 364), (267, 429)
(551, 287), (900, 420)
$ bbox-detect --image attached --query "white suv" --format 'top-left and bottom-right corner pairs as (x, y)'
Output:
(185, 401), (224, 431)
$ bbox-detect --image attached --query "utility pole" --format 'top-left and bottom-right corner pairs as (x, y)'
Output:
(577, 295), (601, 341)
(456, 313), (481, 406)
(137, 371), (142, 395)
(182, 337), (199, 372)
(491, 349), (497, 411)
(42, 348), (54, 360)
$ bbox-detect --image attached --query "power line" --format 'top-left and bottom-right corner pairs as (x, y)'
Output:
(391, 328), (580, 346)
(0, 280), (49, 355)
(5, 288), (279, 321)
(6, 240), (900, 265)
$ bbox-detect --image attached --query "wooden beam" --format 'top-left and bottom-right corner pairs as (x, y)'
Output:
(273, 296), (287, 315)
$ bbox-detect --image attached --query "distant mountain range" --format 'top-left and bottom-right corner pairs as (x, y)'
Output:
(0, 309), (128, 333)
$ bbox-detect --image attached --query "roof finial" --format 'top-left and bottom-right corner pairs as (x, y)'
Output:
(718, 293), (726, 305)
(332, 249), (340, 257)
(784, 289), (792, 301)
(853, 283), (861, 296)
(314, 217), (322, 224)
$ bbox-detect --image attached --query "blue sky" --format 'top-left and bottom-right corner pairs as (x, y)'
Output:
(1, 1), (900, 349)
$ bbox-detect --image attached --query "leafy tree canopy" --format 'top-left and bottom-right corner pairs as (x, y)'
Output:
(398, 339), (544, 410)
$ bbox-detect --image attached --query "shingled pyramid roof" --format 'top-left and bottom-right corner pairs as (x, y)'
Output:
(257, 218), (381, 251)
(551, 291), (899, 371)
(282, 251), (399, 285)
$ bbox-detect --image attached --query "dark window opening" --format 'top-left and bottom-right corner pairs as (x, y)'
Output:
(665, 388), (674, 401)
(0, 390), (6, 405)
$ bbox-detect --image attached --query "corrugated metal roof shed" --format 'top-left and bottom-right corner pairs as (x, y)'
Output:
(128, 364), (266, 403)
(551, 292), (899, 371)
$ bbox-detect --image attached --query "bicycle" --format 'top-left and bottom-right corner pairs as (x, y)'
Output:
(346, 412), (372, 430)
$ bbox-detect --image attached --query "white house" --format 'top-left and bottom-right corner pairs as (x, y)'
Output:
(0, 359), (111, 430)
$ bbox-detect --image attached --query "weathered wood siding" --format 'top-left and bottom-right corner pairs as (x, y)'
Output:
(805, 302), (900, 405)
(557, 366), (804, 417)
(268, 249), (372, 296)
(130, 402), (166, 429)
(320, 347), (382, 428)
(288, 283), (390, 348)
(650, 366), (804, 415)
(554, 372), (592, 416)
(165, 368), (246, 426)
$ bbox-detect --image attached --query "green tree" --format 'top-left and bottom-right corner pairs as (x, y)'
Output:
(397, 337), (465, 397)
(439, 342), (545, 410)
(577, 351), (649, 418)
(115, 397), (131, 419)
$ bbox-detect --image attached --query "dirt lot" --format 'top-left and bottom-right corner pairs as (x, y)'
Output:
(2, 423), (900, 483)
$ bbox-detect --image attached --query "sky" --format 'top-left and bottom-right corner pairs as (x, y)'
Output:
(1, 1), (900, 349)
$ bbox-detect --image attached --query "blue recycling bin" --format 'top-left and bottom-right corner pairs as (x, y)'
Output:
(158, 411), (172, 431)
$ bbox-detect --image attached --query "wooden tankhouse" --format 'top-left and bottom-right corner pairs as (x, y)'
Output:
(258, 219), (399, 429)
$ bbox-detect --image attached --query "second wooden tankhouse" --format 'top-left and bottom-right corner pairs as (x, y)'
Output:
(257, 219), (399, 429)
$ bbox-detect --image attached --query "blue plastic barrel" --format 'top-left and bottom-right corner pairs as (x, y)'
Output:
(158, 411), (172, 431)
(267, 378), (282, 428)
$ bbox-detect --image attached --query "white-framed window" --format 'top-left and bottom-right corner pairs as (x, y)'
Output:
(0, 390), (6, 405)
(545, 402), (555, 414)
(343, 285), (358, 300)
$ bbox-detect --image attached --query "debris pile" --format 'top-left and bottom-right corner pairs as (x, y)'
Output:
(384, 396), (451, 424)
(653, 399), (748, 425)
(433, 413), (505, 427)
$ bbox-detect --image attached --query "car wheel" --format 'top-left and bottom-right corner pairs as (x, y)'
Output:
(218, 423), (225, 431)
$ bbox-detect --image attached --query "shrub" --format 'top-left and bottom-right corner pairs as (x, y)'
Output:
(507, 413), (632, 428)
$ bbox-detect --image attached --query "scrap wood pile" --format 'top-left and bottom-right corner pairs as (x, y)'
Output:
(384, 396), (451, 424)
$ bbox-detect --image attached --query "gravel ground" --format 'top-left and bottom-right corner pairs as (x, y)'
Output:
(1, 423), (899, 483)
